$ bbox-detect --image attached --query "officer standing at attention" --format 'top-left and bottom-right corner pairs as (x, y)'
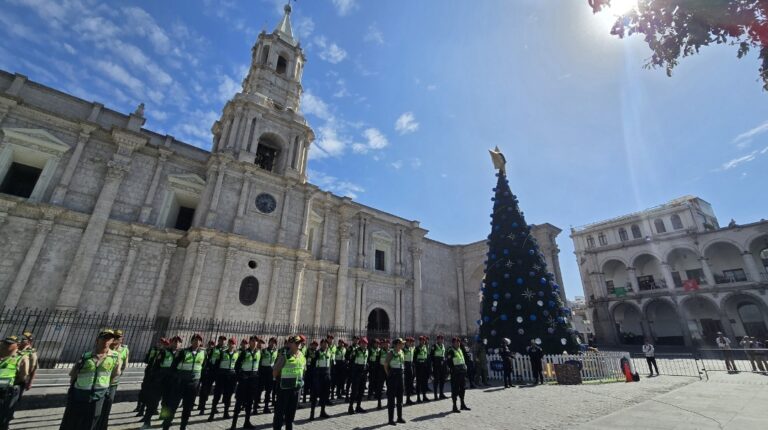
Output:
(232, 336), (261, 429)
(402, 337), (415, 405)
(324, 335), (335, 402)
(272, 335), (306, 430)
(162, 334), (206, 430)
(414, 336), (430, 403)
(446, 337), (471, 414)
(461, 338), (477, 389)
(430, 335), (447, 400)
(60, 329), (121, 430)
(344, 337), (359, 399)
(309, 338), (332, 420)
(0, 335), (30, 430)
(136, 337), (164, 417)
(302, 340), (318, 405)
(367, 338), (380, 400)
(347, 337), (368, 414)
(98, 329), (129, 430)
(332, 338), (347, 401)
(209, 337), (240, 420)
(376, 338), (391, 409)
(199, 335), (226, 415)
(255, 337), (278, 414)
(16, 331), (37, 410)
(384, 338), (407, 426)
(141, 338), (177, 429)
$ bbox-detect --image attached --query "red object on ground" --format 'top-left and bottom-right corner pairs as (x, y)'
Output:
(622, 361), (633, 382)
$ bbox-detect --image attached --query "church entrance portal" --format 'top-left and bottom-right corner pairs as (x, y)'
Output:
(367, 308), (390, 339)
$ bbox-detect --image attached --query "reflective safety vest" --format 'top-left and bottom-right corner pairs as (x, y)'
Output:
(118, 345), (129, 364)
(178, 348), (206, 380)
(403, 346), (414, 362)
(450, 347), (466, 366)
(260, 348), (277, 368)
(0, 354), (22, 387)
(354, 347), (368, 365)
(379, 348), (391, 365)
(159, 350), (176, 368)
(74, 351), (119, 391)
(19, 347), (36, 358)
(334, 346), (346, 362)
(415, 345), (429, 361)
(241, 349), (260, 373)
(315, 349), (331, 368)
(368, 348), (379, 363)
(389, 350), (405, 369)
(208, 347), (223, 365)
(433, 344), (445, 358)
(280, 353), (306, 389)
(147, 347), (159, 363)
(219, 350), (239, 370)
(327, 344), (336, 360)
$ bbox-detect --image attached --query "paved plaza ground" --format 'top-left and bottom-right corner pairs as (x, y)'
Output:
(10, 372), (768, 430)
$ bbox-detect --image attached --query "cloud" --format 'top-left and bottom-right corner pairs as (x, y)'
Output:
(732, 120), (768, 149)
(311, 122), (348, 159)
(364, 24), (384, 45)
(172, 110), (219, 148)
(331, 0), (358, 16)
(363, 128), (388, 149)
(92, 60), (145, 98)
(395, 112), (419, 135)
(410, 158), (422, 168)
(295, 16), (315, 40)
(217, 74), (240, 103)
(122, 6), (172, 54)
(390, 160), (403, 170)
(307, 169), (364, 199)
(719, 151), (758, 170)
(314, 36), (347, 64)
(426, 84), (437, 91)
(333, 79), (351, 98)
(302, 91), (333, 120)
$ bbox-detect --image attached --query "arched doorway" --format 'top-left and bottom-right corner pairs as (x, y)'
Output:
(645, 300), (684, 345)
(367, 308), (390, 339)
(722, 293), (768, 340)
(681, 297), (722, 346)
(612, 302), (644, 344)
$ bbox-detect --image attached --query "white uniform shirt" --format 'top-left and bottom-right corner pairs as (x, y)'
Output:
(641, 344), (655, 358)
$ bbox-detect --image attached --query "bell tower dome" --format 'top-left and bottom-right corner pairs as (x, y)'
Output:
(210, 3), (313, 181)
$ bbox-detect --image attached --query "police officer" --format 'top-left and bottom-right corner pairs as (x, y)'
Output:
(136, 337), (164, 417)
(60, 329), (121, 430)
(16, 331), (36, 411)
(302, 340), (318, 404)
(324, 334), (336, 402)
(403, 337), (415, 405)
(98, 329), (129, 430)
(162, 334), (206, 430)
(310, 338), (332, 420)
(332, 339), (347, 401)
(461, 338), (477, 389)
(0, 335), (30, 430)
(446, 336), (471, 413)
(273, 335), (306, 430)
(385, 338), (407, 426)
(141, 337), (178, 429)
(232, 335), (260, 429)
(430, 335), (447, 400)
(367, 338), (380, 400)
(255, 337), (278, 414)
(209, 337), (239, 420)
(414, 336), (430, 403)
(344, 337), (359, 399)
(376, 338), (390, 409)
(347, 336), (368, 414)
(199, 335), (226, 415)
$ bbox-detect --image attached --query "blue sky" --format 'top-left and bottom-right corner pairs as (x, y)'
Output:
(2, 0), (767, 300)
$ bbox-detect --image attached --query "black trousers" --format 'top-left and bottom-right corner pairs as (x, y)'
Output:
(386, 369), (404, 423)
(404, 362), (415, 398)
(198, 369), (215, 411)
(142, 373), (167, 425)
(303, 367), (313, 402)
(273, 388), (300, 430)
(348, 365), (366, 407)
(95, 385), (118, 430)
(332, 362), (346, 397)
(451, 369), (466, 405)
(0, 386), (20, 430)
(646, 357), (659, 375)
(367, 363), (377, 398)
(163, 379), (200, 430)
(531, 361), (544, 384)
(415, 361), (430, 398)
(255, 367), (274, 412)
(311, 369), (331, 410)
(503, 361), (513, 387)
(376, 364), (386, 401)
(432, 359), (446, 396)
(211, 371), (236, 413)
(233, 374), (258, 424)
(59, 389), (106, 430)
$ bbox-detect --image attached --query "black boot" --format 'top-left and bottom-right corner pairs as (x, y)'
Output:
(356, 403), (366, 413)
(461, 402), (471, 411)
(310, 406), (315, 421)
(348, 404), (355, 415)
(452, 400), (460, 413)
(378, 399), (383, 410)
(320, 406), (330, 419)
(397, 404), (405, 423)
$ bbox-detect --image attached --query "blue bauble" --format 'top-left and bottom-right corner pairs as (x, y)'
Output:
(475, 335), (481, 341)
(543, 310), (550, 317)
(529, 315), (537, 321)
(547, 328), (555, 334)
(557, 317), (565, 323)
(483, 316), (491, 323)
(548, 300), (555, 308)
(516, 278), (524, 285)
(476, 319), (482, 326)
(491, 281), (498, 288)
(540, 278), (547, 285)
(528, 250), (535, 256)
(500, 314), (508, 321)
(515, 304), (522, 310)
(529, 271), (536, 277)
(491, 306), (497, 312)
(493, 187), (497, 191)
(492, 293), (500, 300)
(491, 330), (497, 336)
(512, 222), (519, 228)
(504, 292), (512, 299)
(504, 273), (510, 279)
(552, 284), (560, 290)
(503, 249), (509, 255)
(538, 291), (545, 297)
(491, 197), (496, 201)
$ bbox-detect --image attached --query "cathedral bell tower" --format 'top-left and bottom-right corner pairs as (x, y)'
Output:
(211, 3), (313, 181)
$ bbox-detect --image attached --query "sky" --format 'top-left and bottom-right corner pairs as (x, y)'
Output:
(2, 0), (768, 300)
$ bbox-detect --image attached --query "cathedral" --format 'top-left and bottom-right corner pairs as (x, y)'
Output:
(0, 6), (565, 335)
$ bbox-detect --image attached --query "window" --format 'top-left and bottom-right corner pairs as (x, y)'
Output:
(255, 144), (278, 171)
(586, 236), (595, 248)
(618, 228), (628, 242)
(760, 248), (768, 271)
(598, 233), (607, 246)
(0, 162), (42, 198)
(239, 276), (259, 306)
(261, 46), (270, 65)
(637, 275), (657, 291)
(721, 269), (747, 283)
(375, 250), (386, 271)
(158, 174), (204, 230)
(307, 227), (315, 252)
(174, 206), (195, 231)
(738, 303), (768, 338)
(276, 56), (288, 74)
(671, 271), (683, 288)
(685, 269), (705, 285)
(654, 219), (667, 234)
(671, 214), (683, 230)
(631, 224), (642, 239)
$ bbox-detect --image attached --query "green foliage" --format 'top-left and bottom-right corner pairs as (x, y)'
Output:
(588, 0), (768, 90)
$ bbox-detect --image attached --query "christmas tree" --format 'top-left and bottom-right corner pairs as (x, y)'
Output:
(478, 148), (577, 354)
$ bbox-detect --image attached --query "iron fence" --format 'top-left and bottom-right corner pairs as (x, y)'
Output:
(486, 351), (629, 383)
(0, 308), (470, 368)
(630, 353), (703, 379)
(697, 348), (768, 375)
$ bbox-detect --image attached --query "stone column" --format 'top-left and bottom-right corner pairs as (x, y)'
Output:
(359, 281), (368, 331)
(410, 246), (423, 332)
(277, 186), (293, 243)
(182, 241), (210, 318)
(313, 272), (324, 326)
(357, 216), (367, 268)
(265, 258), (283, 322)
(394, 288), (401, 333)
(333, 223), (351, 327)
(741, 252), (762, 282)
(456, 265), (468, 334)
(147, 244), (176, 318)
(28, 156), (61, 203)
(289, 260), (307, 326)
(171, 243), (198, 316)
(51, 126), (94, 205)
(627, 268), (640, 292)
(139, 149), (171, 223)
(226, 108), (243, 150)
(661, 262), (676, 290)
(320, 202), (330, 259)
(699, 258), (716, 286)
(298, 191), (312, 249)
(213, 246), (238, 320)
(205, 161), (227, 227)
(56, 160), (131, 310)
(353, 280), (362, 331)
(107, 236), (143, 314)
(5, 209), (61, 308)
(233, 173), (252, 231)
(395, 229), (403, 275)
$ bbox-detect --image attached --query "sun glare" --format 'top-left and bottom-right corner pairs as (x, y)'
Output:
(607, 0), (638, 16)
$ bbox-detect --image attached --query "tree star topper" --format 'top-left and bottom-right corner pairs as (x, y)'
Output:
(489, 146), (506, 175)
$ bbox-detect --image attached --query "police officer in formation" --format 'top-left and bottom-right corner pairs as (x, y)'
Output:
(309, 338), (332, 420)
(232, 336), (261, 429)
(209, 337), (239, 420)
(347, 336), (369, 414)
(366, 338), (380, 401)
(430, 335), (448, 400)
(162, 333), (206, 430)
(332, 338), (347, 401)
(384, 338), (407, 426)
(272, 335), (306, 430)
(402, 337), (416, 405)
(255, 337), (278, 414)
(98, 329), (129, 430)
(414, 335), (431, 403)
(16, 331), (37, 412)
(140, 336), (180, 429)
(376, 338), (391, 409)
(198, 335), (226, 415)
(446, 337), (471, 414)
(302, 340), (318, 404)
(136, 337), (164, 417)
(0, 335), (30, 430)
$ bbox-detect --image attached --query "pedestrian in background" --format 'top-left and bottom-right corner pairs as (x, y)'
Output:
(642, 338), (659, 377)
(526, 340), (545, 385)
(500, 338), (513, 388)
(716, 332), (737, 372)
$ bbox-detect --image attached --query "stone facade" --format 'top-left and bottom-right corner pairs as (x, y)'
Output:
(0, 7), (566, 335)
(571, 196), (768, 346)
